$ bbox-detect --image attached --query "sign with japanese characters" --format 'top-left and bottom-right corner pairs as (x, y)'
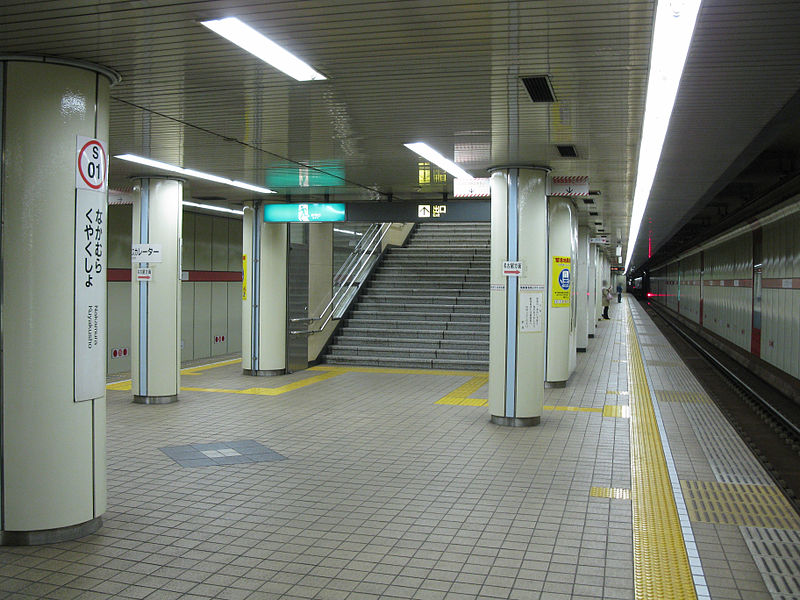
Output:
(74, 188), (106, 402)
(520, 290), (543, 332)
(76, 136), (108, 192)
(552, 256), (571, 307)
(131, 243), (163, 263)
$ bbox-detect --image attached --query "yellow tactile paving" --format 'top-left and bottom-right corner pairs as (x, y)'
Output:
(106, 380), (132, 391)
(182, 371), (344, 395)
(434, 375), (489, 406)
(627, 308), (698, 599)
(681, 480), (800, 530)
(181, 358), (242, 374)
(590, 486), (631, 500)
(602, 404), (631, 418)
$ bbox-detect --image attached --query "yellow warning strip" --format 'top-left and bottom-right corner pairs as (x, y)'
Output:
(181, 358), (242, 374)
(107, 358), (244, 390)
(106, 380), (132, 391)
(602, 405), (630, 418)
(181, 371), (344, 395)
(590, 486), (631, 500)
(435, 376), (489, 406)
(627, 308), (697, 599)
(544, 405), (603, 413)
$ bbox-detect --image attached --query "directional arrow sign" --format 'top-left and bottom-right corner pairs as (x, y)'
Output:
(503, 261), (523, 276)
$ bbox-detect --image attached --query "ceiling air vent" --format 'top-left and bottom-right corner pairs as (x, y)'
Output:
(556, 145), (577, 158)
(582, 198), (595, 205)
(589, 211), (598, 216)
(521, 75), (556, 103)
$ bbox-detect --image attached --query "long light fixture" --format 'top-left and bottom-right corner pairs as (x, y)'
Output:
(200, 17), (326, 82)
(115, 154), (276, 195)
(183, 201), (244, 216)
(404, 142), (472, 180)
(625, 0), (702, 270)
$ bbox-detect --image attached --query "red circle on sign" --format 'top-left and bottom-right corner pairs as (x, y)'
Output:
(123, 348), (128, 356)
(221, 335), (225, 342)
(78, 140), (107, 190)
(113, 349), (118, 357)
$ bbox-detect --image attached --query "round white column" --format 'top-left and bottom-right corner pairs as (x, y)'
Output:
(546, 197), (578, 386)
(242, 203), (287, 376)
(576, 226), (590, 350)
(488, 166), (549, 427)
(1, 57), (118, 544)
(131, 178), (182, 404)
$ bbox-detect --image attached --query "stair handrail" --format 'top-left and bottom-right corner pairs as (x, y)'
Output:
(293, 222), (392, 335)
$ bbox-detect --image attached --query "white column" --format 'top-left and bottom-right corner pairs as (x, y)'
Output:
(576, 227), (590, 351)
(488, 167), (549, 427)
(242, 204), (287, 376)
(546, 198), (578, 386)
(131, 178), (182, 404)
(1, 57), (118, 544)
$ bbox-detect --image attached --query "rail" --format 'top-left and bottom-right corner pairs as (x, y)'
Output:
(290, 222), (392, 335)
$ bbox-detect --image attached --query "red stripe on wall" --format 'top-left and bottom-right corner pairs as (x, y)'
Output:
(187, 270), (243, 282)
(108, 268), (131, 281)
(762, 277), (800, 289)
(106, 269), (242, 282)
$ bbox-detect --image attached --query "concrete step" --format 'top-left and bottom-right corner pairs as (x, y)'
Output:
(339, 326), (488, 340)
(359, 294), (490, 305)
(357, 301), (489, 313)
(349, 309), (489, 322)
(335, 336), (488, 351)
(327, 344), (489, 362)
(342, 318), (489, 332)
(323, 354), (488, 371)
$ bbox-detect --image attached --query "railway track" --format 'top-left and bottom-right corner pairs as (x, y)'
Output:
(642, 299), (800, 514)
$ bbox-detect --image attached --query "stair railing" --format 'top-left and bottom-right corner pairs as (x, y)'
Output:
(291, 222), (392, 335)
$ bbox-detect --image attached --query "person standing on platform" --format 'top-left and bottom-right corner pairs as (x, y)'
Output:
(616, 283), (622, 303)
(601, 281), (611, 320)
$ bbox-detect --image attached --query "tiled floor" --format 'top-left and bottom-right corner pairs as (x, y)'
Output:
(0, 298), (796, 599)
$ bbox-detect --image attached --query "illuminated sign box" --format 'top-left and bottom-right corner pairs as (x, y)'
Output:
(266, 161), (345, 188)
(263, 203), (346, 223)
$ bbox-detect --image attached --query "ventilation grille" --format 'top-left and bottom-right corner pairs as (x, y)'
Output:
(556, 144), (577, 158)
(521, 75), (556, 103)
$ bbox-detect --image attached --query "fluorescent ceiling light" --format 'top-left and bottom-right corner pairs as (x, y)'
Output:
(625, 0), (702, 270)
(183, 201), (244, 216)
(404, 142), (472, 180)
(200, 17), (326, 81)
(115, 154), (276, 195)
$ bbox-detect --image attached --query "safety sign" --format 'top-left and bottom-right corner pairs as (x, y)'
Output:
(76, 136), (108, 192)
(552, 256), (571, 306)
(136, 268), (153, 281)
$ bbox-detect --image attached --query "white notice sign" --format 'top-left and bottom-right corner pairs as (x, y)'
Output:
(503, 261), (523, 276)
(131, 243), (163, 263)
(520, 291), (543, 333)
(74, 188), (106, 402)
(137, 268), (153, 281)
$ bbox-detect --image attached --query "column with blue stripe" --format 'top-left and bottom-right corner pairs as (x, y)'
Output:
(488, 166), (549, 426)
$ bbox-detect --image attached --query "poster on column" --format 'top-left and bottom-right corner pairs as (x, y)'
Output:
(520, 289), (543, 332)
(552, 256), (571, 307)
(74, 188), (107, 402)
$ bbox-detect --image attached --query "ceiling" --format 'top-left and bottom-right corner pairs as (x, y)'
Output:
(2, 1), (799, 272)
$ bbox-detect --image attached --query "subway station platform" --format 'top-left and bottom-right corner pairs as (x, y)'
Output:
(2, 298), (799, 600)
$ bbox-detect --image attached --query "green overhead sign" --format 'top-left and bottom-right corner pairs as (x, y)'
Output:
(263, 203), (346, 223)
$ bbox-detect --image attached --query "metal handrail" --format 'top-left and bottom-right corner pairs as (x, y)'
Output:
(294, 222), (391, 335)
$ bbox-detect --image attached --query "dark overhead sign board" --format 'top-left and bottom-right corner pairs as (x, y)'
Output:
(346, 200), (489, 222)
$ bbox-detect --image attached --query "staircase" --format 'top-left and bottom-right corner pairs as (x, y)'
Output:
(324, 222), (490, 370)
